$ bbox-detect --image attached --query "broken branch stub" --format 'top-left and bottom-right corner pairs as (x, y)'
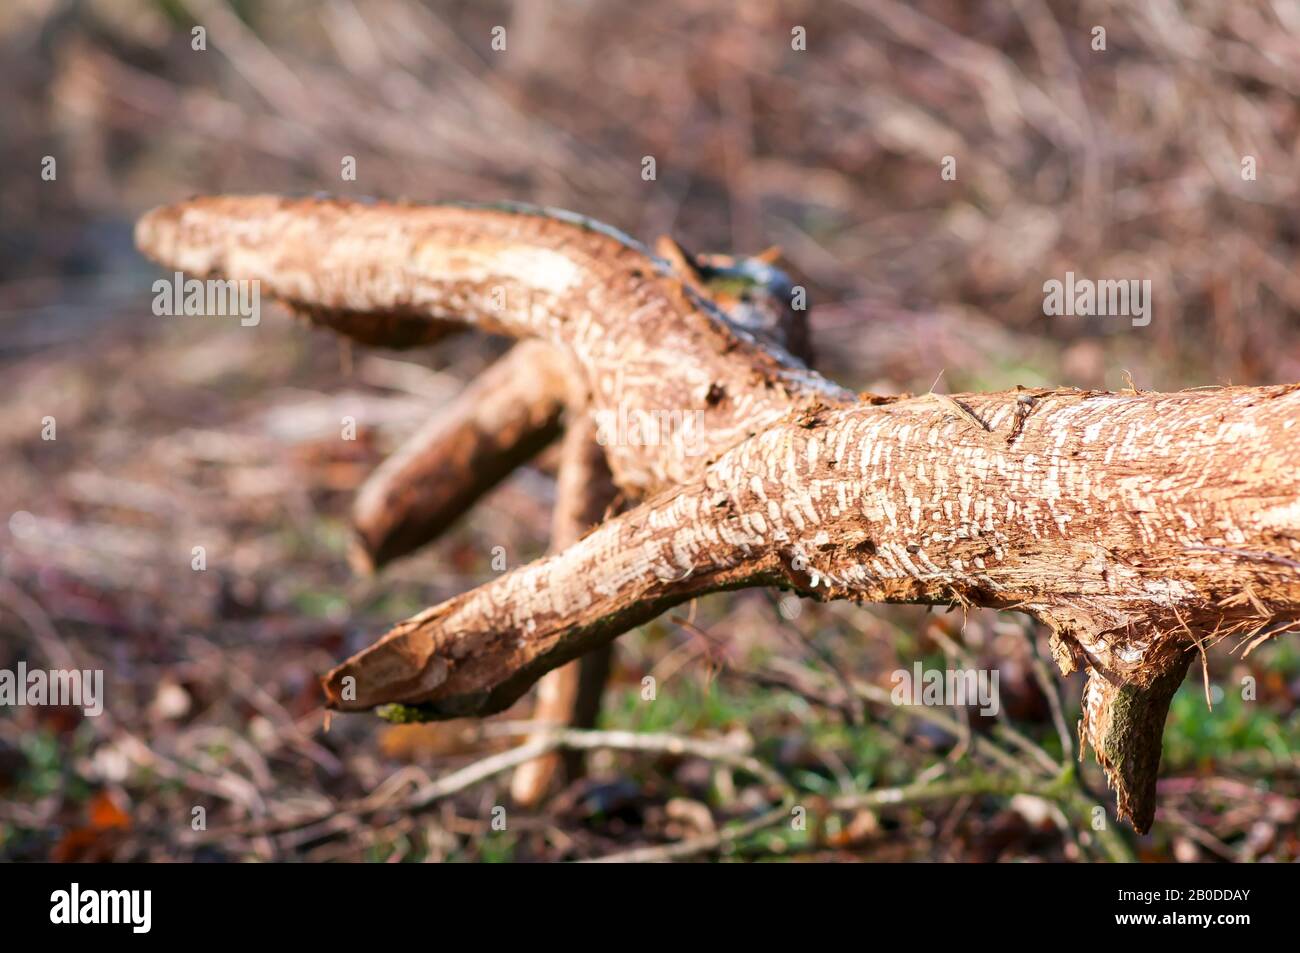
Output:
(136, 195), (1300, 832)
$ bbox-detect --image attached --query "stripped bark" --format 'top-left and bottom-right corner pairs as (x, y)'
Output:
(136, 195), (1300, 832)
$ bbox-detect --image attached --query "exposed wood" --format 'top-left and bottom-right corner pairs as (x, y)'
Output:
(134, 195), (847, 497)
(137, 195), (1300, 832)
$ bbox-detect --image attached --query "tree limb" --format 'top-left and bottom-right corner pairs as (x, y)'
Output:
(136, 195), (1300, 832)
(350, 340), (569, 571)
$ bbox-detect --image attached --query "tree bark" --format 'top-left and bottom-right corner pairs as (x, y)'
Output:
(136, 195), (1300, 832)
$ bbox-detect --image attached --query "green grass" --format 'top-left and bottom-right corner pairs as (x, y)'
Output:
(1164, 683), (1300, 769)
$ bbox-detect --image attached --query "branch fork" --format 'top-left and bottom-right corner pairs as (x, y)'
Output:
(137, 196), (1300, 831)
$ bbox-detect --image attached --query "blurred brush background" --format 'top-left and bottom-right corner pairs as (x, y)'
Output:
(1, 0), (1298, 861)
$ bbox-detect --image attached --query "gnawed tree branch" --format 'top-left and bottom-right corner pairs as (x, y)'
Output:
(136, 195), (1300, 832)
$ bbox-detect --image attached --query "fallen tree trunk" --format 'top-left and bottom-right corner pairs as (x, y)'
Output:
(136, 195), (1300, 832)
